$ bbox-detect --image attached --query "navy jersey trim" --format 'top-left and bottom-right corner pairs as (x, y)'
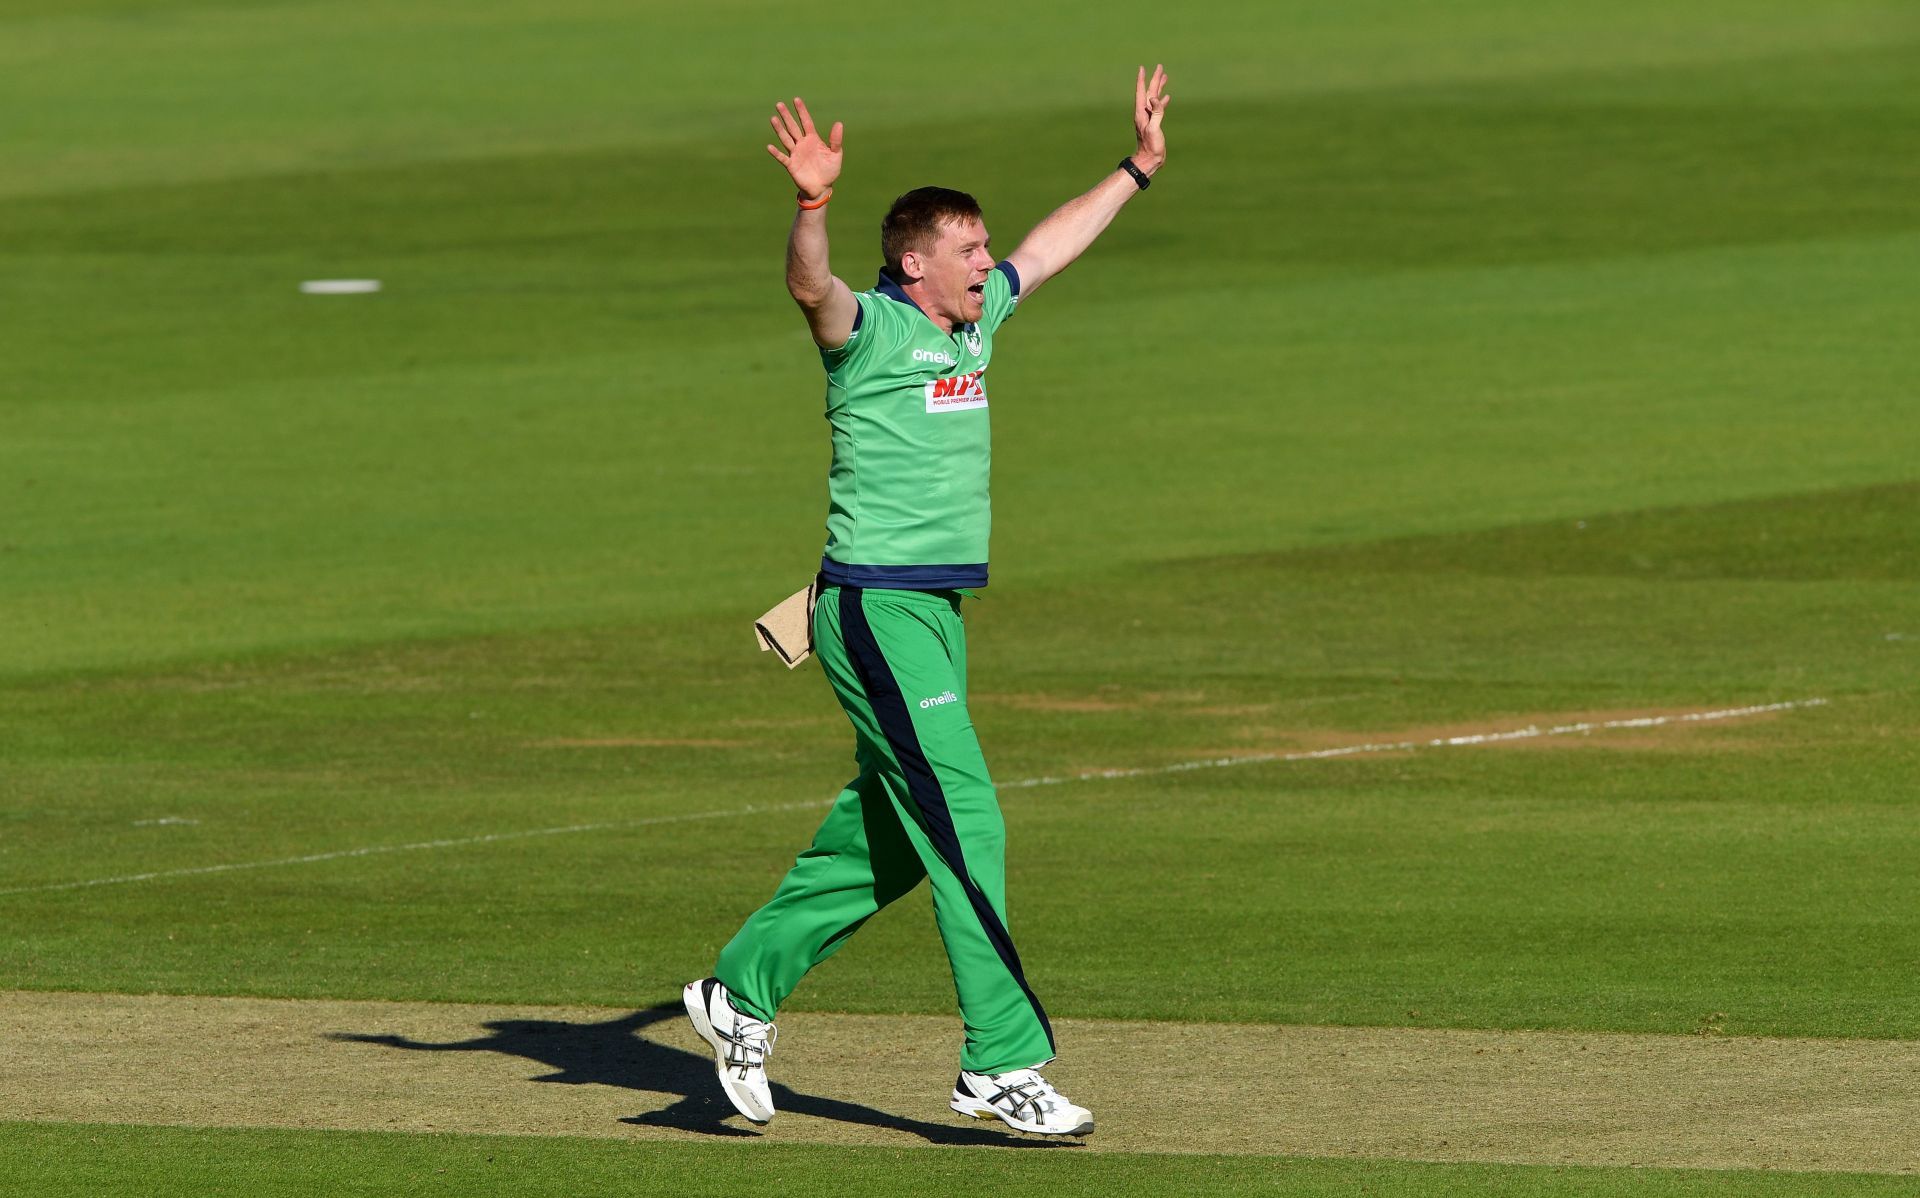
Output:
(837, 588), (1056, 1058)
(820, 294), (871, 366)
(994, 259), (1020, 299)
(874, 269), (927, 317)
(820, 557), (988, 589)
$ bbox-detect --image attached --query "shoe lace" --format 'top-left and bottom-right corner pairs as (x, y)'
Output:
(719, 1011), (776, 1077)
(982, 1068), (1066, 1122)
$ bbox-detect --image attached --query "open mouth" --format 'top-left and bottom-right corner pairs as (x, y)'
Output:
(966, 282), (985, 300)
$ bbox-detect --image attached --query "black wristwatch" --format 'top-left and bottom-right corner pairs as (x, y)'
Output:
(1117, 156), (1152, 190)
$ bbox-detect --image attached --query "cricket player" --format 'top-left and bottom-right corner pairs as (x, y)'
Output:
(685, 66), (1170, 1137)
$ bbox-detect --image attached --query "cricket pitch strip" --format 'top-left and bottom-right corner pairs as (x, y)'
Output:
(4, 990), (1917, 1173)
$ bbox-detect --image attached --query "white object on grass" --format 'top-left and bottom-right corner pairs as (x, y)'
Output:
(299, 279), (382, 295)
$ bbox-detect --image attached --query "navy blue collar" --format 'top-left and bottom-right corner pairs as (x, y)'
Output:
(875, 269), (925, 316)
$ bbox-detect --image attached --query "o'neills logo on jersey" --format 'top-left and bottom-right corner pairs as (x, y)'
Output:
(925, 369), (988, 413)
(919, 689), (960, 709)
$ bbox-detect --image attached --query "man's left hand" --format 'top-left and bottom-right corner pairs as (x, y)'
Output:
(1133, 64), (1171, 172)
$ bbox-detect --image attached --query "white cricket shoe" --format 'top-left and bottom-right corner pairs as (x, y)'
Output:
(950, 1067), (1094, 1136)
(682, 977), (777, 1124)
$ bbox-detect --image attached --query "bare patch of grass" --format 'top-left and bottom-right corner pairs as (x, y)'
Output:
(5, 991), (1917, 1172)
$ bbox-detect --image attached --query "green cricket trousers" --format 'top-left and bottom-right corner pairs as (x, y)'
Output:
(713, 584), (1056, 1075)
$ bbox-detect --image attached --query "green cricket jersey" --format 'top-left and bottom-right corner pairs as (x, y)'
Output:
(816, 261), (1021, 589)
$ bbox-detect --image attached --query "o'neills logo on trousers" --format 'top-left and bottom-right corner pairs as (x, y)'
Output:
(925, 370), (988, 413)
(919, 689), (960, 709)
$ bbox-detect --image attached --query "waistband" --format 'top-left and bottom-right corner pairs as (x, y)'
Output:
(818, 582), (968, 611)
(819, 556), (988, 589)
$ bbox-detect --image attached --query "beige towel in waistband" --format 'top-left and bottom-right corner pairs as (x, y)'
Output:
(753, 581), (816, 668)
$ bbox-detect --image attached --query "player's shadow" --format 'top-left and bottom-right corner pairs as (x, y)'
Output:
(326, 1003), (1067, 1147)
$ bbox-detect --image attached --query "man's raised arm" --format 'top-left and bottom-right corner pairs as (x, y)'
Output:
(1005, 65), (1170, 299)
(766, 98), (858, 350)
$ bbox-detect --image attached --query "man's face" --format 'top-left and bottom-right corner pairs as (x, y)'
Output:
(911, 216), (995, 328)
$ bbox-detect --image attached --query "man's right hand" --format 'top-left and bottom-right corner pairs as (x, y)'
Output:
(770, 96), (856, 349)
(766, 98), (843, 200)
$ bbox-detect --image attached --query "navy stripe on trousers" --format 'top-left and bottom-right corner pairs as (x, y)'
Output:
(837, 587), (1056, 1057)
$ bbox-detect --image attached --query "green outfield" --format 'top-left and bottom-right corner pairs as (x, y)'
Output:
(4, 0), (1919, 1193)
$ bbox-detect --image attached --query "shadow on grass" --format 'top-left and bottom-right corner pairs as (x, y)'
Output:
(326, 1003), (1069, 1148)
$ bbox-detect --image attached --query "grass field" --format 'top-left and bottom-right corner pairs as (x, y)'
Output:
(4, 0), (1919, 1192)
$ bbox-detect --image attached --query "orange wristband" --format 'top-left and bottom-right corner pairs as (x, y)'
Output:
(796, 188), (832, 210)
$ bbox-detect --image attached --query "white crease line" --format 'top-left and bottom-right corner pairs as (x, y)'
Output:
(1, 698), (1826, 898)
(1000, 698), (1830, 788)
(0, 801), (836, 898)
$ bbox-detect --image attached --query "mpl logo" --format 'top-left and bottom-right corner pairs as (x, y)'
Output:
(919, 689), (960, 710)
(925, 368), (988, 413)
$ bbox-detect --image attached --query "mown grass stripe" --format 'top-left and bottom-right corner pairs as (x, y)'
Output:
(0, 699), (1821, 898)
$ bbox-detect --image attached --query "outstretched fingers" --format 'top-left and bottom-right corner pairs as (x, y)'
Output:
(1134, 63), (1171, 135)
(1138, 63), (1169, 112)
(763, 96), (843, 193)
(769, 112), (797, 152)
(773, 101), (804, 145)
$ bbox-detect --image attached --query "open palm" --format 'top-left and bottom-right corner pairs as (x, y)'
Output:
(766, 98), (843, 198)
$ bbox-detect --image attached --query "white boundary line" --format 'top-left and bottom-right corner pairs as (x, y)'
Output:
(0, 698), (1825, 898)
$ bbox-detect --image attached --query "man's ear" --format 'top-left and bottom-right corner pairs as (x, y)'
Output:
(898, 249), (924, 282)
